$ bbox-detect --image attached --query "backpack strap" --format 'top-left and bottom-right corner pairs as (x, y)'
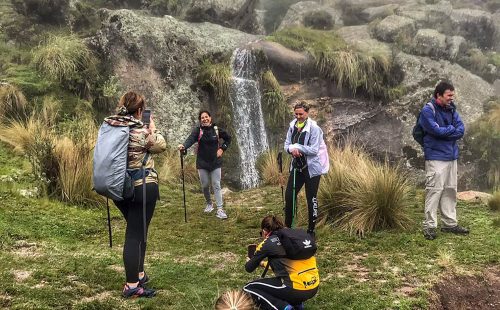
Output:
(426, 102), (435, 115)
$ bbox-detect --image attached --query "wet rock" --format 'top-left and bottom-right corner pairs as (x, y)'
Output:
(336, 25), (392, 57)
(449, 9), (496, 49)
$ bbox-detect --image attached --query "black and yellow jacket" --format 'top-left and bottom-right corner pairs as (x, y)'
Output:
(245, 231), (320, 291)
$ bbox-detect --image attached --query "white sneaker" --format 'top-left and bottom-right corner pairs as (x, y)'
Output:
(216, 208), (228, 219)
(204, 203), (214, 213)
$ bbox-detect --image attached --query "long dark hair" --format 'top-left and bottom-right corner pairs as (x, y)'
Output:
(198, 110), (211, 121)
(261, 215), (285, 232)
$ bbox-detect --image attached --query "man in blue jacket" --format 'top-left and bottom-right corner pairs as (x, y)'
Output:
(419, 81), (469, 240)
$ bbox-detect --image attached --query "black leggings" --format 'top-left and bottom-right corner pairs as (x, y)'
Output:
(285, 167), (321, 233)
(114, 183), (159, 283)
(244, 277), (318, 310)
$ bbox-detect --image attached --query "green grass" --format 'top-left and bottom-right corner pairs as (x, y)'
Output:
(0, 143), (499, 309)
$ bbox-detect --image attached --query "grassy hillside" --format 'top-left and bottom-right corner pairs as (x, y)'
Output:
(0, 141), (498, 309)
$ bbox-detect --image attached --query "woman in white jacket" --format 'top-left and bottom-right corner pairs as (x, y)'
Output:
(284, 102), (329, 236)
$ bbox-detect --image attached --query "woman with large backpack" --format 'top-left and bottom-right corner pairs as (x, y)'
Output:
(244, 215), (320, 310)
(178, 110), (231, 219)
(106, 92), (166, 298)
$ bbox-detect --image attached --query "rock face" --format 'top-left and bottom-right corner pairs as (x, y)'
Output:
(413, 29), (447, 59)
(278, 1), (343, 30)
(374, 15), (415, 42)
(449, 9), (496, 49)
(359, 4), (399, 22)
(181, 0), (263, 34)
(92, 9), (257, 144)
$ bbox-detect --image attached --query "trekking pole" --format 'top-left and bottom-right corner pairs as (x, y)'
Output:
(277, 151), (284, 208)
(180, 149), (187, 223)
(106, 198), (112, 248)
(291, 167), (297, 228)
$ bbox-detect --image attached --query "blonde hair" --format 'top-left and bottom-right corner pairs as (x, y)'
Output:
(215, 290), (254, 310)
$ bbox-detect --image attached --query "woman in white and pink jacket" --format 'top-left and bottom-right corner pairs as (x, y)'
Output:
(284, 101), (329, 236)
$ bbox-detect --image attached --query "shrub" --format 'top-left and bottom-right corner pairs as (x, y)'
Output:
(319, 141), (412, 236)
(488, 191), (500, 212)
(0, 97), (100, 204)
(261, 70), (288, 133)
(54, 116), (101, 204)
(0, 83), (29, 120)
(256, 148), (291, 186)
(303, 11), (334, 30)
(32, 34), (98, 96)
(157, 147), (198, 185)
(196, 59), (232, 125)
(468, 100), (500, 189)
(12, 0), (70, 25)
(267, 27), (400, 99)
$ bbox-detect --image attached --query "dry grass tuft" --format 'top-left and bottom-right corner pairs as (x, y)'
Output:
(319, 140), (412, 236)
(256, 148), (291, 186)
(157, 147), (198, 185)
(488, 191), (500, 212)
(215, 290), (254, 310)
(0, 82), (28, 120)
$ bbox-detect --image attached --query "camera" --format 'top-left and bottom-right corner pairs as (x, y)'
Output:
(247, 244), (257, 258)
(142, 109), (151, 126)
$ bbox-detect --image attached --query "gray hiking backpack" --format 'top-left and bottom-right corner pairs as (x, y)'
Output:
(93, 123), (134, 201)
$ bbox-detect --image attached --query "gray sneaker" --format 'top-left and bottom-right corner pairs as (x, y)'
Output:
(423, 228), (437, 240)
(216, 208), (228, 219)
(441, 225), (469, 235)
(204, 203), (214, 213)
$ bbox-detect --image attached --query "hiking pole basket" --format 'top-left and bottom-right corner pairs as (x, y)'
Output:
(180, 149), (187, 223)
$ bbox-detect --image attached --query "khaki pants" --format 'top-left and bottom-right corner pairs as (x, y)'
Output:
(423, 160), (458, 229)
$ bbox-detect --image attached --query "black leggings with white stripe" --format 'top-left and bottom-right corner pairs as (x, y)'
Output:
(243, 278), (318, 310)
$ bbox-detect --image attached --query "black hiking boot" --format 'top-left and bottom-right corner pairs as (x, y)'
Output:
(441, 225), (469, 235)
(423, 228), (437, 240)
(138, 273), (149, 287)
(122, 284), (156, 298)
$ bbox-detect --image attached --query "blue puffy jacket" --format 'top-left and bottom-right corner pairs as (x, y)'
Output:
(418, 98), (465, 161)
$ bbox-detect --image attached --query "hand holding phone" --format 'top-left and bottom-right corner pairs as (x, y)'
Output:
(247, 244), (257, 259)
(142, 109), (151, 126)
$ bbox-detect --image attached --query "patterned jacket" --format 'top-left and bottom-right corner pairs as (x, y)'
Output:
(104, 115), (167, 186)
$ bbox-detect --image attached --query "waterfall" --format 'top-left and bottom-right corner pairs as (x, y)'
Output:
(229, 48), (269, 189)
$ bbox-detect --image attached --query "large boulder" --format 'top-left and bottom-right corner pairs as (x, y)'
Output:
(182, 0), (263, 34)
(249, 41), (314, 82)
(412, 29), (447, 59)
(91, 9), (258, 143)
(373, 15), (416, 43)
(336, 25), (392, 57)
(359, 4), (399, 23)
(278, 1), (343, 31)
(449, 9), (496, 49)
(396, 1), (453, 29)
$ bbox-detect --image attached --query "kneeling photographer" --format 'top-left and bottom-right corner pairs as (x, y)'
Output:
(243, 215), (319, 310)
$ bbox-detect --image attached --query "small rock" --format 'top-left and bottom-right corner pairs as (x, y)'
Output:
(457, 191), (492, 204)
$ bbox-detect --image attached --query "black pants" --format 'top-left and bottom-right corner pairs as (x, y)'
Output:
(243, 277), (318, 310)
(114, 183), (158, 283)
(285, 167), (321, 233)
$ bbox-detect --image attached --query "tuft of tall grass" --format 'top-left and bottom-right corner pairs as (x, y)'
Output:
(256, 148), (291, 186)
(215, 290), (254, 310)
(53, 116), (101, 204)
(468, 100), (500, 189)
(319, 142), (412, 236)
(32, 34), (97, 84)
(267, 27), (398, 99)
(0, 82), (28, 120)
(261, 70), (288, 130)
(0, 98), (100, 204)
(157, 147), (198, 185)
(488, 191), (500, 212)
(197, 59), (232, 124)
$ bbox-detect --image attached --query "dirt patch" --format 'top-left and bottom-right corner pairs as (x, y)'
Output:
(12, 270), (32, 282)
(11, 240), (42, 258)
(429, 267), (500, 310)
